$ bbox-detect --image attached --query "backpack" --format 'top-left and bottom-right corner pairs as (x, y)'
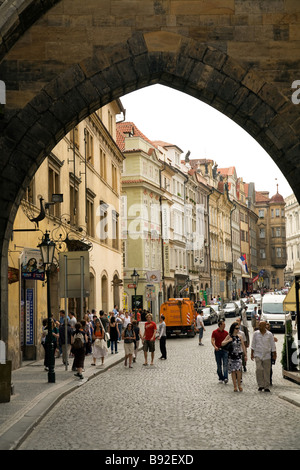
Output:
(73, 332), (84, 349)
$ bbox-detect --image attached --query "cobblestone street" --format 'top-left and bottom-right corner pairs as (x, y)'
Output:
(19, 321), (300, 451)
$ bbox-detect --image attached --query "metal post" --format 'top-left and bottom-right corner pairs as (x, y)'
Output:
(46, 268), (55, 383)
(80, 256), (84, 320)
(64, 255), (68, 371)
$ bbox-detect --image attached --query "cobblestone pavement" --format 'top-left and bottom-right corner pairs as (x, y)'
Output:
(19, 320), (300, 451)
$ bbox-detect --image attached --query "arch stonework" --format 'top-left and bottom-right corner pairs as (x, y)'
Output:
(0, 1), (300, 345)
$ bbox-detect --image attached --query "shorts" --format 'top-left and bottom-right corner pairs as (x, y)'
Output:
(143, 340), (155, 353)
(124, 342), (134, 355)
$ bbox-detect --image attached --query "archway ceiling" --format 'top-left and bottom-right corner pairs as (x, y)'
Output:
(0, 0), (300, 235)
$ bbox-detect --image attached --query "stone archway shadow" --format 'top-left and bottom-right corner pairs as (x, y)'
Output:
(1, 31), (300, 341)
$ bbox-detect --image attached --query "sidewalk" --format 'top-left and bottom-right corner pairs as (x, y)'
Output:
(0, 342), (128, 450)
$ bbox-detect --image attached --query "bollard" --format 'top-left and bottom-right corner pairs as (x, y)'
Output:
(0, 361), (12, 402)
(0, 340), (12, 402)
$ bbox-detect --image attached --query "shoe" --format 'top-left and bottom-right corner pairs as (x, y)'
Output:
(224, 379), (228, 384)
(91, 363), (96, 366)
(79, 374), (84, 380)
(143, 363), (148, 366)
(234, 388), (238, 392)
(238, 386), (243, 392)
(264, 388), (271, 393)
(258, 387), (264, 392)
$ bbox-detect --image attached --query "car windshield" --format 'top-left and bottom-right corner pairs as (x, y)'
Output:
(263, 303), (285, 314)
(224, 303), (235, 308)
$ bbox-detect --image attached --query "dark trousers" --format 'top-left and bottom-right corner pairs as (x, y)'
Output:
(159, 336), (167, 359)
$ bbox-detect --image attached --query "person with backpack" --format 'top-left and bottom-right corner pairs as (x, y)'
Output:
(71, 322), (87, 380)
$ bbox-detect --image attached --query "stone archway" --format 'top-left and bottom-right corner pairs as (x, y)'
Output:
(0, 7), (299, 344)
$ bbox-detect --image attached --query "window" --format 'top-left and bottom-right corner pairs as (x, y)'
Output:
(112, 163), (118, 192)
(100, 148), (107, 180)
(86, 189), (95, 237)
(259, 228), (265, 238)
(276, 247), (282, 258)
(99, 201), (108, 243)
(260, 249), (266, 259)
(258, 209), (264, 218)
(86, 129), (94, 165)
(70, 126), (79, 149)
(112, 210), (119, 250)
(275, 208), (280, 217)
(70, 182), (79, 226)
(48, 155), (62, 218)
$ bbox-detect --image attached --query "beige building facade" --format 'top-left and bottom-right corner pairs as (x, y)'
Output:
(8, 101), (124, 368)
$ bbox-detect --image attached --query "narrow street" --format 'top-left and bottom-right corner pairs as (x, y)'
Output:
(19, 319), (300, 451)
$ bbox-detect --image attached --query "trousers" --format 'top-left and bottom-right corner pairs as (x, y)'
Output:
(255, 357), (271, 388)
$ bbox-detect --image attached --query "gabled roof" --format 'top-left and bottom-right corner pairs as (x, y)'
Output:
(116, 121), (156, 152)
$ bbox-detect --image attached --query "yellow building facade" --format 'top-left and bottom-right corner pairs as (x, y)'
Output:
(8, 101), (124, 368)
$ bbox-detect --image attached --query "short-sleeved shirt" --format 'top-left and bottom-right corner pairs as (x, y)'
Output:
(211, 328), (228, 348)
(144, 321), (157, 341)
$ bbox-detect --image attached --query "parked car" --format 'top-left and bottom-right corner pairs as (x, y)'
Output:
(210, 304), (225, 321)
(222, 301), (239, 318)
(201, 307), (218, 325)
(245, 303), (258, 320)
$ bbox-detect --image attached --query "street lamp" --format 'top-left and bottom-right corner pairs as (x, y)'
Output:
(38, 231), (56, 383)
(131, 269), (139, 319)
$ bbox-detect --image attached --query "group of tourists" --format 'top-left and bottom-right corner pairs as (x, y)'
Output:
(42, 306), (167, 380)
(211, 317), (277, 393)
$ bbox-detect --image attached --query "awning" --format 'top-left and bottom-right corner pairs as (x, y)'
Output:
(283, 281), (299, 311)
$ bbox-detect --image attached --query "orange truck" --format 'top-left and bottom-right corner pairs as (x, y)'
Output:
(159, 298), (197, 337)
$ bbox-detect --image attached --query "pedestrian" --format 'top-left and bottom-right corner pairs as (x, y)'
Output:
(71, 322), (87, 380)
(141, 313), (157, 366)
(241, 305), (248, 327)
(196, 310), (205, 345)
(69, 311), (77, 331)
(116, 310), (124, 342)
(122, 323), (136, 368)
(91, 318), (108, 366)
(123, 311), (131, 329)
(221, 321), (247, 392)
(59, 320), (72, 366)
(211, 320), (229, 384)
(99, 310), (109, 332)
(251, 306), (258, 331)
(108, 315), (119, 354)
(251, 321), (277, 392)
(83, 315), (93, 355)
(235, 317), (250, 372)
(132, 319), (140, 362)
(158, 315), (167, 360)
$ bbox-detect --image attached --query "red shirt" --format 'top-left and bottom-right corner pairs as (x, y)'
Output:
(212, 328), (228, 348)
(144, 321), (157, 341)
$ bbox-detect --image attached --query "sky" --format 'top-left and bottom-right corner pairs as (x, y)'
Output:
(120, 84), (294, 199)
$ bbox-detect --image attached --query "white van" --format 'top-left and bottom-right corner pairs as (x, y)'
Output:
(261, 293), (289, 332)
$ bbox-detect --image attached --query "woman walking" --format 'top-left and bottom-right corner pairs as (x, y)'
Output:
(122, 323), (136, 368)
(91, 318), (107, 366)
(108, 315), (119, 354)
(221, 321), (247, 392)
(71, 322), (87, 380)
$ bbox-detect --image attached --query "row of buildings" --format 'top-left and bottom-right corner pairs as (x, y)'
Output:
(8, 99), (288, 368)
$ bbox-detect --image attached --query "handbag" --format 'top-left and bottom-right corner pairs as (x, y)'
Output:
(100, 318), (110, 347)
(222, 339), (233, 353)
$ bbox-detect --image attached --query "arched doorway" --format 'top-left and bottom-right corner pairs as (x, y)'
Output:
(0, 6), (300, 355)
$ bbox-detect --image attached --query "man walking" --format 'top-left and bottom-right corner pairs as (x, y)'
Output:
(196, 309), (205, 345)
(141, 313), (157, 366)
(211, 320), (229, 384)
(251, 321), (277, 392)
